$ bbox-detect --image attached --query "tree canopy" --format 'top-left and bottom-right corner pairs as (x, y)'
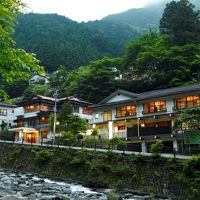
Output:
(174, 107), (200, 131)
(160, 0), (200, 45)
(0, 0), (43, 98)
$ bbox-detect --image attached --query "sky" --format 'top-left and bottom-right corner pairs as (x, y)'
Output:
(22, 0), (163, 22)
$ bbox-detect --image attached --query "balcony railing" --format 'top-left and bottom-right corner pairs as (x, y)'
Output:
(142, 108), (167, 114)
(115, 112), (136, 118)
(173, 104), (200, 110)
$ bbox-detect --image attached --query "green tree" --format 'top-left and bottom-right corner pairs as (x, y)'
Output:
(173, 107), (200, 131)
(91, 128), (98, 140)
(22, 84), (50, 101)
(48, 65), (68, 93)
(66, 115), (88, 135)
(0, 0), (43, 98)
(57, 101), (73, 130)
(160, 0), (200, 45)
(150, 139), (164, 154)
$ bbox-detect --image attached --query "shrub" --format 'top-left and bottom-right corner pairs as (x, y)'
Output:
(107, 191), (118, 200)
(150, 139), (163, 154)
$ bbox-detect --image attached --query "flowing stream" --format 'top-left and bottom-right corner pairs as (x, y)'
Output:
(0, 169), (170, 200)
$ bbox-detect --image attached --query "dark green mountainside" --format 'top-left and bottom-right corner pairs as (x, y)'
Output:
(13, 14), (125, 72)
(82, 20), (144, 47)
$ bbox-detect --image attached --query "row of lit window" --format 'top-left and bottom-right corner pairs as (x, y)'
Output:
(95, 95), (199, 121)
(18, 117), (49, 127)
(25, 104), (49, 112)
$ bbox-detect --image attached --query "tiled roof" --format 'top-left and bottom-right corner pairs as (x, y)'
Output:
(0, 102), (16, 107)
(90, 83), (200, 108)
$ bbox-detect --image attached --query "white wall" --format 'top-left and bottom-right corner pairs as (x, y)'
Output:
(0, 105), (16, 127)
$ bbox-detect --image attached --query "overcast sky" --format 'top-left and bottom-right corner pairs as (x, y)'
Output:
(22, 0), (164, 22)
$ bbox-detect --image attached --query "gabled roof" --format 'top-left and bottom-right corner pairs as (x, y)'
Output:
(90, 89), (139, 108)
(98, 89), (139, 105)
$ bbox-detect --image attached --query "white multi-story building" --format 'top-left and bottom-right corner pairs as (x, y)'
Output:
(89, 83), (200, 152)
(9, 95), (93, 143)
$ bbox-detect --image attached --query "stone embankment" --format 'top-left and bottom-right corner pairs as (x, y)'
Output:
(0, 143), (199, 200)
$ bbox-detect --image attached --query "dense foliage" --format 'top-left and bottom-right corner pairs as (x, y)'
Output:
(0, 0), (43, 98)
(83, 20), (143, 46)
(160, 0), (200, 45)
(174, 107), (200, 131)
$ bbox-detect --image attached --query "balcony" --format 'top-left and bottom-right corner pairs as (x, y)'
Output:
(142, 108), (167, 115)
(113, 132), (127, 139)
(115, 112), (136, 118)
(127, 126), (172, 138)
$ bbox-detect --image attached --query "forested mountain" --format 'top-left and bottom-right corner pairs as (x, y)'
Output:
(13, 14), (125, 72)
(83, 20), (144, 47)
(103, 0), (200, 29)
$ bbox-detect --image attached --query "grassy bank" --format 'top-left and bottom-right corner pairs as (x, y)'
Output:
(0, 143), (199, 200)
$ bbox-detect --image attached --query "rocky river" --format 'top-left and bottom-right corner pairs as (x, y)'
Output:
(0, 169), (171, 200)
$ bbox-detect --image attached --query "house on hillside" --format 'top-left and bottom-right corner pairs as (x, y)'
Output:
(89, 83), (200, 153)
(29, 73), (49, 85)
(9, 95), (92, 144)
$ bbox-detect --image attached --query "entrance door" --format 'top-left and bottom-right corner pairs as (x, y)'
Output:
(24, 132), (37, 143)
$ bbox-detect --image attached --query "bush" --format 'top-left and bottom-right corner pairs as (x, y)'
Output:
(0, 129), (15, 141)
(107, 191), (118, 200)
(150, 139), (163, 154)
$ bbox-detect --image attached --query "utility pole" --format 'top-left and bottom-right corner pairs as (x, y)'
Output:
(53, 90), (58, 146)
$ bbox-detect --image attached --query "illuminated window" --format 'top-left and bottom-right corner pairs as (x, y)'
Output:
(143, 101), (166, 114)
(40, 117), (48, 124)
(175, 95), (199, 109)
(25, 104), (40, 112)
(41, 104), (47, 111)
(118, 125), (125, 130)
(18, 121), (23, 127)
(104, 111), (112, 121)
(116, 105), (136, 117)
(0, 109), (7, 116)
(95, 113), (99, 119)
(83, 107), (92, 115)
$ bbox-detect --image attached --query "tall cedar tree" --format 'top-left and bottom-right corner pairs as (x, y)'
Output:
(159, 0), (200, 45)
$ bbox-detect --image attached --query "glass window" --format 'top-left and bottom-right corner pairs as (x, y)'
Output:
(73, 106), (79, 113)
(83, 107), (92, 115)
(116, 105), (136, 117)
(104, 111), (112, 121)
(175, 95), (199, 109)
(41, 104), (47, 111)
(95, 113), (99, 119)
(25, 104), (40, 112)
(0, 109), (7, 116)
(143, 101), (166, 113)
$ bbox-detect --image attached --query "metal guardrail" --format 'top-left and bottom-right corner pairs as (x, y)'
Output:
(0, 138), (198, 159)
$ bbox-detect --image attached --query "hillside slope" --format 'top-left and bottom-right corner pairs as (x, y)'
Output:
(13, 13), (124, 72)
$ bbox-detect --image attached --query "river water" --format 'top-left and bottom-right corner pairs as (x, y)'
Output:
(0, 169), (170, 200)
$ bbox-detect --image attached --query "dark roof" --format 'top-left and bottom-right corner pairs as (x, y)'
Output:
(138, 83), (200, 100)
(90, 83), (200, 109)
(0, 102), (16, 108)
(18, 94), (93, 107)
